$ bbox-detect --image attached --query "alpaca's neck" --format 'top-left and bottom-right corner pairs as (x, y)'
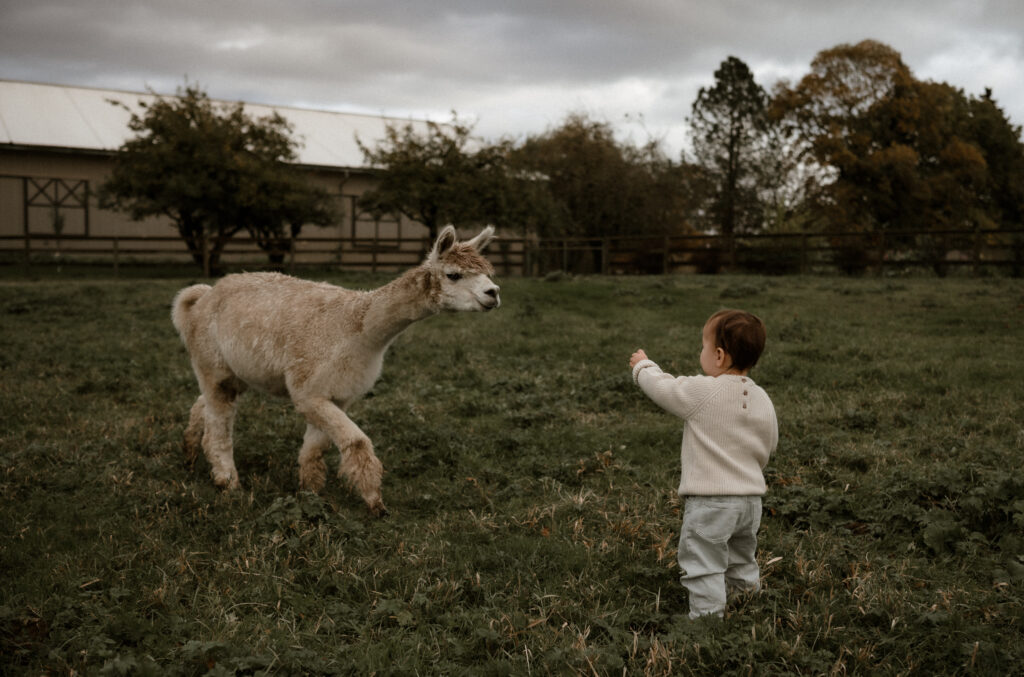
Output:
(358, 266), (439, 348)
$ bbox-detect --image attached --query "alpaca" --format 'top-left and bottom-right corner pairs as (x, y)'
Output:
(171, 225), (500, 516)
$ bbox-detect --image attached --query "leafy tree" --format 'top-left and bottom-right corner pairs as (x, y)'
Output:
(357, 111), (688, 256)
(772, 40), (916, 237)
(514, 112), (688, 239)
(98, 83), (334, 274)
(774, 40), (1024, 274)
(689, 56), (773, 256)
(235, 161), (336, 265)
(878, 81), (989, 273)
(357, 115), (518, 240)
(966, 90), (1024, 276)
(969, 90), (1024, 228)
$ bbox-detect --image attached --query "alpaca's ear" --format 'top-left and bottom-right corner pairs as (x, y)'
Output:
(429, 225), (458, 262)
(465, 225), (495, 252)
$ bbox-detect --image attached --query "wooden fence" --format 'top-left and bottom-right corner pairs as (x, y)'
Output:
(2, 228), (1022, 277)
(528, 229), (1024, 276)
(0, 234), (528, 277)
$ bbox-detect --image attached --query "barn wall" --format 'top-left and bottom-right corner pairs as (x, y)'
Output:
(0, 147), (429, 249)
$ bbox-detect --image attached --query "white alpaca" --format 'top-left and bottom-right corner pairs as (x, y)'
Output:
(171, 225), (499, 516)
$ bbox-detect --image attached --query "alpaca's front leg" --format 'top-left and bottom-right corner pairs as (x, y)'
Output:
(339, 436), (386, 517)
(297, 424), (330, 492)
(294, 397), (387, 517)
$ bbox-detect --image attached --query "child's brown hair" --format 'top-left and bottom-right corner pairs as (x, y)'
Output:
(707, 309), (766, 372)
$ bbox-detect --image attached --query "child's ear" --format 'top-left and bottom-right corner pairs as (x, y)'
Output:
(715, 347), (728, 367)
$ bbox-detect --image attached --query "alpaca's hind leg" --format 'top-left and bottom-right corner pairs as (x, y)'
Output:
(294, 397), (386, 516)
(198, 378), (242, 489)
(297, 424), (330, 493)
(183, 395), (206, 465)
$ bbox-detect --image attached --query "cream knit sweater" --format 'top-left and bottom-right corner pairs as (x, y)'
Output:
(632, 359), (778, 496)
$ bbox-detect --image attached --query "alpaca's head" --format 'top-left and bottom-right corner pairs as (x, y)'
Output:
(426, 225), (501, 312)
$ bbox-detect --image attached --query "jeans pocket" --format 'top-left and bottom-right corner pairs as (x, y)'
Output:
(688, 502), (739, 544)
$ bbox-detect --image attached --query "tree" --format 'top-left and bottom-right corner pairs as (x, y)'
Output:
(688, 57), (772, 264)
(357, 115), (512, 240)
(98, 83), (334, 274)
(967, 90), (1024, 276)
(969, 90), (1024, 228)
(514, 112), (688, 239)
(774, 40), (1024, 274)
(772, 40), (916, 239)
(235, 160), (336, 265)
(357, 111), (688, 256)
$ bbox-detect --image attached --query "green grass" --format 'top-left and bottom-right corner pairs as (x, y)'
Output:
(2, 272), (1023, 675)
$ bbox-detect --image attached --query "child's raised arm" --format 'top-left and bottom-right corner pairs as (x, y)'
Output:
(631, 355), (714, 421)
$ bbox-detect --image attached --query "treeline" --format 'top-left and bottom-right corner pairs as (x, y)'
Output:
(360, 40), (1024, 273)
(101, 40), (1024, 275)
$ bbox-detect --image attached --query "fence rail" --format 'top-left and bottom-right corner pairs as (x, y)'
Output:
(0, 234), (529, 277)
(2, 228), (1022, 277)
(528, 228), (1024, 276)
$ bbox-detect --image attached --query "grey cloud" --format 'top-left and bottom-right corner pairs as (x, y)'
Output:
(1, 0), (1022, 155)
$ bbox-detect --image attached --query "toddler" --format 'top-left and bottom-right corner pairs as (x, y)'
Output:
(630, 309), (778, 619)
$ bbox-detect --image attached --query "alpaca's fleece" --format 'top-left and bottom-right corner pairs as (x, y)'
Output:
(172, 225), (499, 516)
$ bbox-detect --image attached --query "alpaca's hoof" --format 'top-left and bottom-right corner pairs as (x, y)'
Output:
(213, 471), (241, 490)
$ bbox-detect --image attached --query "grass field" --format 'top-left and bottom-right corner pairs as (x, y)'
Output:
(2, 270), (1023, 675)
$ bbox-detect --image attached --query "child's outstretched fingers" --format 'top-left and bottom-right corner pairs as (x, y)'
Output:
(630, 349), (648, 369)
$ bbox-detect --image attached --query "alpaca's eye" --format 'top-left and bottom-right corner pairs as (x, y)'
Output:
(446, 272), (462, 282)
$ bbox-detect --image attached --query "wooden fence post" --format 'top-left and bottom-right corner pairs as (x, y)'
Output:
(202, 233), (211, 278)
(113, 237), (119, 277)
(973, 226), (982, 276)
(22, 177), (30, 269)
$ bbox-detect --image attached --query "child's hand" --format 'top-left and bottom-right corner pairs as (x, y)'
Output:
(629, 349), (648, 369)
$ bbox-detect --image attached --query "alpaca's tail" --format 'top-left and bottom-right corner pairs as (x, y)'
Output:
(172, 284), (212, 340)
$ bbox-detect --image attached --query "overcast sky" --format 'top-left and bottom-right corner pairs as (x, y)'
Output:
(2, 0), (1022, 156)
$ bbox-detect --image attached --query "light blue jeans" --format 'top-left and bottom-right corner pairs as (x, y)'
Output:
(677, 496), (762, 619)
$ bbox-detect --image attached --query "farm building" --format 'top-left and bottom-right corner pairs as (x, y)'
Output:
(0, 79), (447, 268)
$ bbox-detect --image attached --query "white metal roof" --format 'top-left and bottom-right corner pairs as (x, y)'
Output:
(0, 80), (432, 170)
